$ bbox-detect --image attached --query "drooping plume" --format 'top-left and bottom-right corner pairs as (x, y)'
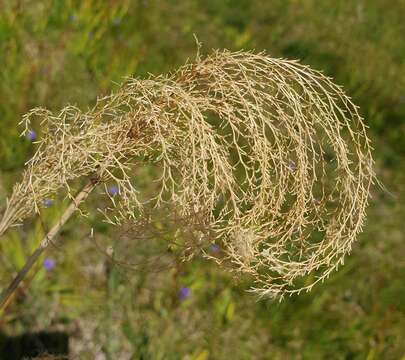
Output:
(0, 50), (374, 298)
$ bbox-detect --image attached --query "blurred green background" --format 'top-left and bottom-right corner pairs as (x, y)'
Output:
(0, 0), (404, 359)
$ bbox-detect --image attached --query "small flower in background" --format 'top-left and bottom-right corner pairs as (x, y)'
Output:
(288, 160), (297, 172)
(43, 258), (55, 271)
(42, 199), (53, 208)
(39, 66), (49, 76)
(108, 185), (120, 196)
(313, 197), (321, 205)
(106, 245), (114, 257)
(112, 18), (121, 26)
(179, 287), (190, 301)
(26, 129), (36, 141)
(209, 244), (220, 253)
(69, 14), (77, 22)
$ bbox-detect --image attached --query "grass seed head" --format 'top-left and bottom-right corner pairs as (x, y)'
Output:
(0, 50), (374, 298)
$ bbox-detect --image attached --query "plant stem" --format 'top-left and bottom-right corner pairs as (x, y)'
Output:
(0, 177), (99, 312)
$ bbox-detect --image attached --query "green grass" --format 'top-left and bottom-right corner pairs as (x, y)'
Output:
(0, 0), (404, 358)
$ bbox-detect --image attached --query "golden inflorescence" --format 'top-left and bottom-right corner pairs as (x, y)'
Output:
(0, 50), (374, 299)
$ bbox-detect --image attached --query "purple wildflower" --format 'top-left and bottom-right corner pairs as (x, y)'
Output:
(26, 129), (37, 141)
(313, 197), (321, 205)
(179, 287), (190, 301)
(43, 199), (53, 208)
(69, 14), (77, 22)
(209, 244), (220, 253)
(288, 160), (297, 172)
(108, 185), (120, 196)
(43, 258), (56, 271)
(39, 66), (49, 76)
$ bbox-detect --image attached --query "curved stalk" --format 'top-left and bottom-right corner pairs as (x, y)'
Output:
(0, 178), (98, 312)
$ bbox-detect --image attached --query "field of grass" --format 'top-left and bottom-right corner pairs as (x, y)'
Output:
(0, 1), (404, 359)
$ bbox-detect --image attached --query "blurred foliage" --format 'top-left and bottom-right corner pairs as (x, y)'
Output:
(0, 0), (404, 359)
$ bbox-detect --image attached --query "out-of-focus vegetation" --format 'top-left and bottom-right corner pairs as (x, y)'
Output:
(0, 1), (404, 359)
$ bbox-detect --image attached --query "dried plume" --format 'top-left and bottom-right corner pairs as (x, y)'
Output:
(0, 50), (374, 299)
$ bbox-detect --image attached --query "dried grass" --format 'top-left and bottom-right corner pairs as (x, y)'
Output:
(0, 50), (374, 298)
